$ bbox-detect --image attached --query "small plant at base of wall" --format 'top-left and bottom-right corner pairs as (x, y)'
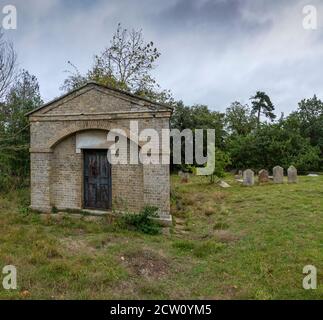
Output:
(119, 206), (161, 235)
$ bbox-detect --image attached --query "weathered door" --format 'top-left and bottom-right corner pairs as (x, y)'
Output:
(84, 149), (112, 209)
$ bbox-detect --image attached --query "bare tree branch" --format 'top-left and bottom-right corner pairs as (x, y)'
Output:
(0, 30), (17, 101)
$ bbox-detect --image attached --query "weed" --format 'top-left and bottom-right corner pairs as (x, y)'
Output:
(119, 206), (161, 235)
(213, 222), (229, 230)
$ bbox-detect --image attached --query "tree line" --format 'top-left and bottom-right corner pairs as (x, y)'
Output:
(0, 24), (322, 191)
(172, 96), (322, 175)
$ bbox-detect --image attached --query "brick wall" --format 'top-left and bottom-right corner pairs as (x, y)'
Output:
(51, 134), (82, 209)
(29, 83), (172, 221)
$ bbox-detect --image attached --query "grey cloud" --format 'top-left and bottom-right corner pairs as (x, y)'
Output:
(2, 0), (323, 115)
(147, 0), (272, 38)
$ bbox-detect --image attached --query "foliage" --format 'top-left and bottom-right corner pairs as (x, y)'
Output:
(61, 23), (172, 104)
(226, 122), (321, 172)
(225, 101), (257, 135)
(171, 102), (225, 140)
(171, 92), (322, 173)
(170, 101), (225, 171)
(250, 91), (276, 125)
(120, 206), (161, 235)
(95, 23), (160, 92)
(0, 70), (42, 190)
(209, 147), (231, 183)
(288, 95), (323, 161)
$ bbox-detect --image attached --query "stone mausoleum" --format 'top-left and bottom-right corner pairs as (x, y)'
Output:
(27, 82), (172, 223)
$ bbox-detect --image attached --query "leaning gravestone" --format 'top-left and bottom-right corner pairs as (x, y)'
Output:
(258, 169), (269, 183)
(218, 180), (231, 188)
(273, 166), (284, 184)
(287, 166), (298, 183)
(243, 169), (254, 186)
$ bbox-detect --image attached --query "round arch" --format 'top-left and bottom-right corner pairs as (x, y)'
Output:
(48, 121), (144, 150)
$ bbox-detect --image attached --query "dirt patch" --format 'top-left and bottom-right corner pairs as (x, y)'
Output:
(212, 191), (227, 201)
(214, 230), (241, 243)
(121, 249), (169, 279)
(60, 237), (96, 254)
(92, 235), (130, 249)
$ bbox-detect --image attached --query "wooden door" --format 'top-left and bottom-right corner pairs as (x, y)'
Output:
(84, 150), (111, 210)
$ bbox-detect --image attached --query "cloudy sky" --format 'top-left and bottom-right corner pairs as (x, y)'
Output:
(3, 0), (323, 114)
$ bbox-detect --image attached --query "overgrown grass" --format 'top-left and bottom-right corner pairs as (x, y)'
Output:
(0, 175), (322, 299)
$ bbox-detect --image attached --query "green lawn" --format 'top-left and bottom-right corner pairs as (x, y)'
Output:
(0, 175), (322, 299)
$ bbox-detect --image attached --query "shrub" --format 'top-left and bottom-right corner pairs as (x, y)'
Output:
(208, 147), (231, 183)
(120, 206), (161, 235)
(226, 123), (321, 172)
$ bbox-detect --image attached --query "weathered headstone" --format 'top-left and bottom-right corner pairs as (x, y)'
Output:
(287, 166), (297, 183)
(258, 169), (269, 183)
(243, 169), (254, 186)
(273, 166), (284, 184)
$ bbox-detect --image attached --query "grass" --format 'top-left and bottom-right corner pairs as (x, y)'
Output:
(0, 175), (322, 299)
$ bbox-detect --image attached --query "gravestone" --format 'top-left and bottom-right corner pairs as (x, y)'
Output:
(218, 180), (231, 188)
(287, 166), (298, 183)
(243, 169), (254, 186)
(258, 169), (269, 183)
(235, 170), (243, 180)
(273, 166), (284, 184)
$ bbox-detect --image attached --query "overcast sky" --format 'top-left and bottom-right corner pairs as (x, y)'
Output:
(3, 0), (323, 114)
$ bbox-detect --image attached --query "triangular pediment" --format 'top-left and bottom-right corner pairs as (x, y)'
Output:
(27, 82), (172, 117)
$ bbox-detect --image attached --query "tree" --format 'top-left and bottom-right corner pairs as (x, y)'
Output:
(61, 24), (172, 104)
(250, 91), (276, 125)
(1, 70), (43, 135)
(291, 95), (323, 154)
(0, 30), (17, 102)
(226, 122), (320, 172)
(0, 70), (43, 189)
(60, 61), (88, 92)
(170, 102), (225, 171)
(170, 101), (192, 130)
(95, 23), (160, 92)
(171, 102), (225, 147)
(225, 101), (257, 135)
